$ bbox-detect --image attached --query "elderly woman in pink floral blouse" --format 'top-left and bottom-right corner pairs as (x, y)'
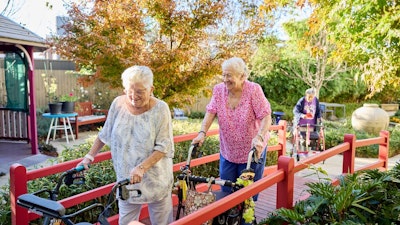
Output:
(192, 57), (272, 199)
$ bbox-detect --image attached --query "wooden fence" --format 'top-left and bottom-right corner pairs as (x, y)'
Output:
(0, 59), (209, 112)
(0, 59), (77, 109)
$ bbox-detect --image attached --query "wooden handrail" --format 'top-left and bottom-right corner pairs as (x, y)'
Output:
(169, 130), (390, 224)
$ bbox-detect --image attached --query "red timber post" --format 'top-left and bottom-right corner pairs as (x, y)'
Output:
(379, 130), (390, 170)
(342, 134), (356, 174)
(10, 163), (29, 225)
(276, 156), (295, 209)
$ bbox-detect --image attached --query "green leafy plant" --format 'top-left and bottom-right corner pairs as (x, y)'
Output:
(322, 119), (400, 158)
(59, 92), (79, 102)
(0, 185), (10, 225)
(28, 139), (115, 224)
(260, 163), (400, 225)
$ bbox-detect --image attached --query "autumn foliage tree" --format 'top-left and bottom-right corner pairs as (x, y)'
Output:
(53, 0), (269, 107)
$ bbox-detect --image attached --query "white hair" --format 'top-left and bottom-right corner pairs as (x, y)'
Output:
(221, 57), (249, 78)
(305, 88), (316, 96)
(121, 66), (153, 90)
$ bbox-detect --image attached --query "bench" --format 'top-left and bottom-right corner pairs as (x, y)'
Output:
(320, 103), (334, 119)
(69, 102), (108, 139)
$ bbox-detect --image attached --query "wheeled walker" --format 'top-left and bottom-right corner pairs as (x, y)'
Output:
(290, 123), (325, 161)
(175, 144), (258, 225)
(17, 165), (141, 225)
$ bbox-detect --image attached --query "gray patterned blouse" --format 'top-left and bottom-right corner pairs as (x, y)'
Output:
(99, 95), (175, 204)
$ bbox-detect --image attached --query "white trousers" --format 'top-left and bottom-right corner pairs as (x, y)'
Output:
(118, 194), (173, 225)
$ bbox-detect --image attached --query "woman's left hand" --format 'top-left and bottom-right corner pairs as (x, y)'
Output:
(130, 165), (145, 184)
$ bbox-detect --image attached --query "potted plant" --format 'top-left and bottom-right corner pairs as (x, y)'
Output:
(41, 63), (61, 114)
(59, 92), (78, 113)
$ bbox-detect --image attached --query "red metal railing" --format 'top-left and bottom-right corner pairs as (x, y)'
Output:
(10, 121), (390, 225)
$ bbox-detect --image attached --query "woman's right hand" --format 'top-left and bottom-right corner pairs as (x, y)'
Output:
(192, 132), (206, 146)
(77, 157), (91, 170)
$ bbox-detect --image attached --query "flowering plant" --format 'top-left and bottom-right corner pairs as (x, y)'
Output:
(60, 92), (79, 102)
(41, 72), (58, 103)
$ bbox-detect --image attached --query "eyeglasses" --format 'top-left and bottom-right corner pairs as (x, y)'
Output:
(221, 73), (233, 79)
(126, 88), (147, 97)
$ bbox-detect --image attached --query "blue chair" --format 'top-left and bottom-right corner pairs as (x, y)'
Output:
(173, 108), (188, 120)
(272, 111), (285, 125)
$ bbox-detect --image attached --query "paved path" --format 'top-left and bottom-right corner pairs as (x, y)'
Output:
(0, 131), (98, 187)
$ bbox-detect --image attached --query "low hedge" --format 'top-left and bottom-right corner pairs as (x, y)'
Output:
(323, 119), (400, 158)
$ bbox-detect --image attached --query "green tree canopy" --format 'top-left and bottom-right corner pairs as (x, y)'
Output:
(260, 0), (400, 98)
(313, 0), (400, 97)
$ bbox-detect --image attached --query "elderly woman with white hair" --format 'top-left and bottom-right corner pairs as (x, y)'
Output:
(293, 87), (322, 129)
(192, 57), (272, 200)
(78, 66), (174, 225)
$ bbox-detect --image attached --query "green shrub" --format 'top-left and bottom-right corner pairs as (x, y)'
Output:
(36, 108), (52, 139)
(323, 119), (400, 158)
(188, 111), (206, 119)
(260, 163), (400, 224)
(0, 185), (10, 225)
(27, 140), (115, 224)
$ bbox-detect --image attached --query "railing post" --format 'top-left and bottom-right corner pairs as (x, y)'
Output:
(278, 120), (287, 157)
(10, 163), (29, 225)
(342, 134), (356, 174)
(379, 130), (390, 170)
(276, 156), (294, 209)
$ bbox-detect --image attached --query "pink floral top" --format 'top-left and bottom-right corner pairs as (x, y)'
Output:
(207, 80), (271, 163)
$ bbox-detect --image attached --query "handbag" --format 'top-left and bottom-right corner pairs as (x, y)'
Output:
(184, 177), (216, 225)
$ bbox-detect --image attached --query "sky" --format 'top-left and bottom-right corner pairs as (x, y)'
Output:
(0, 0), (69, 38)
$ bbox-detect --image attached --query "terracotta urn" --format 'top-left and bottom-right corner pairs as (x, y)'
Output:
(351, 103), (389, 135)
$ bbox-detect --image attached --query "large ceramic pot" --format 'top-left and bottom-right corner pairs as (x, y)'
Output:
(48, 103), (62, 115)
(61, 101), (75, 113)
(351, 103), (389, 135)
